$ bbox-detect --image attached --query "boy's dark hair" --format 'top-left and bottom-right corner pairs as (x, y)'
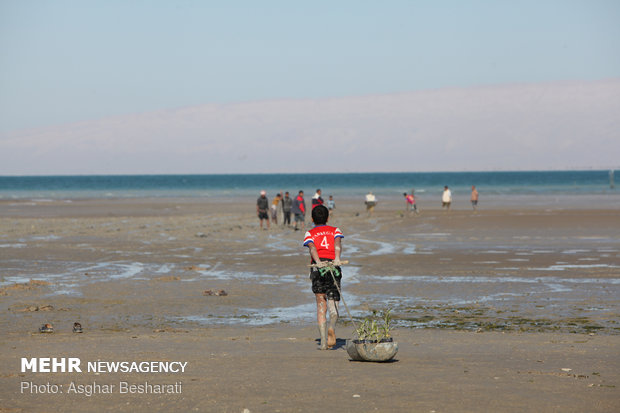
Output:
(312, 205), (329, 225)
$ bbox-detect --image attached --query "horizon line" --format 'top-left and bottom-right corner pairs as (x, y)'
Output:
(1, 168), (618, 178)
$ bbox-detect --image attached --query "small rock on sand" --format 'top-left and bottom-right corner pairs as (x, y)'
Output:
(185, 265), (207, 271)
(154, 276), (181, 282)
(15, 305), (54, 312)
(203, 289), (228, 296)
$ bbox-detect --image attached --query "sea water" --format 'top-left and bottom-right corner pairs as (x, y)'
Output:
(0, 170), (617, 200)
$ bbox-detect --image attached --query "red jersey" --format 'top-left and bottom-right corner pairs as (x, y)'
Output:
(295, 195), (305, 214)
(303, 225), (344, 260)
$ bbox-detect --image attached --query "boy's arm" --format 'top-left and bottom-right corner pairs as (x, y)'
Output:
(334, 237), (342, 265)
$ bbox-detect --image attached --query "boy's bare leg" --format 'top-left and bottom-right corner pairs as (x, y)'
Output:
(315, 294), (328, 350)
(327, 299), (339, 347)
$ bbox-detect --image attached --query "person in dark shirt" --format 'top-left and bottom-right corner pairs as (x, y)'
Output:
(256, 190), (270, 230)
(281, 191), (293, 226)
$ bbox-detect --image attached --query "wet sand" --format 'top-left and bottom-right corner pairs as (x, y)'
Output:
(1, 197), (619, 412)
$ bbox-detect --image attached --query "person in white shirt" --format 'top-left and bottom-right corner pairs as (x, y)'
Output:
(365, 191), (377, 216)
(442, 186), (452, 211)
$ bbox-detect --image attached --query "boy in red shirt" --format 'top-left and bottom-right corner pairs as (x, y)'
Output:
(303, 205), (344, 350)
(404, 191), (418, 214)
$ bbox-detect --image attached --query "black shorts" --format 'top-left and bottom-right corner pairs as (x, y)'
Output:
(310, 264), (342, 301)
(258, 211), (269, 220)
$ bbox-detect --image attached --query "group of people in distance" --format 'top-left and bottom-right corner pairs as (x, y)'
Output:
(441, 185), (479, 211)
(256, 189), (335, 231)
(401, 185), (479, 214)
(258, 185), (481, 230)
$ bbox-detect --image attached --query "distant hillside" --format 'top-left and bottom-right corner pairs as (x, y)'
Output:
(2, 79), (619, 175)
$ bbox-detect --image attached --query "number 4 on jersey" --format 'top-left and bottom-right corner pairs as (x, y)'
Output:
(320, 236), (330, 249)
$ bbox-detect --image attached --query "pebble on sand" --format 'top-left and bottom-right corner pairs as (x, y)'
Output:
(203, 289), (228, 296)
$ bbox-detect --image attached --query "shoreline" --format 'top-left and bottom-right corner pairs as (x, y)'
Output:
(2, 191), (620, 214)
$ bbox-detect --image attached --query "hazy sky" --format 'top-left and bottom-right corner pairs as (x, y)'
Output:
(2, 0), (619, 133)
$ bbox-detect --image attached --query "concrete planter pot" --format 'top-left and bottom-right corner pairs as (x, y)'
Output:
(346, 338), (398, 362)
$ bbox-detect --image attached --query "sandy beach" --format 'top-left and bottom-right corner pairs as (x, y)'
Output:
(1, 197), (619, 412)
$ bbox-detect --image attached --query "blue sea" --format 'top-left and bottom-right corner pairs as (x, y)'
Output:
(0, 170), (617, 200)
